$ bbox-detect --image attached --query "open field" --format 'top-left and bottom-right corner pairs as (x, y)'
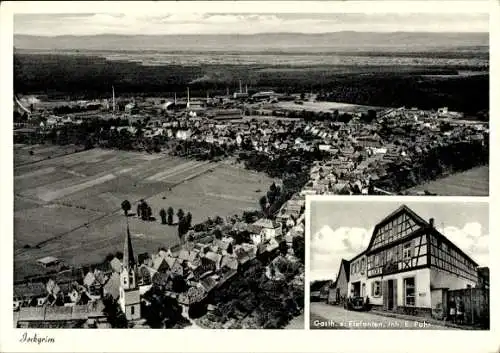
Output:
(275, 100), (382, 114)
(407, 165), (489, 196)
(14, 143), (86, 166)
(14, 147), (273, 281)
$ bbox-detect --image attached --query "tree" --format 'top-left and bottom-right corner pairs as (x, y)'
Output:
(159, 208), (167, 225)
(178, 219), (189, 240)
(279, 240), (288, 256)
(214, 228), (223, 240)
(177, 209), (185, 223)
(167, 207), (174, 225)
(259, 196), (268, 213)
(103, 294), (128, 328)
(292, 236), (305, 263)
(139, 200), (150, 221)
(186, 212), (193, 228)
(121, 200), (131, 216)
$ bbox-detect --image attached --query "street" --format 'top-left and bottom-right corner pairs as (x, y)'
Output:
(310, 302), (454, 330)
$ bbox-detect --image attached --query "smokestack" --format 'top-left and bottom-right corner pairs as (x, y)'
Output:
(429, 218), (435, 228)
(226, 87), (229, 97)
(239, 80), (242, 94)
(245, 84), (248, 94)
(112, 86), (116, 113)
(187, 87), (190, 109)
(174, 92), (177, 105)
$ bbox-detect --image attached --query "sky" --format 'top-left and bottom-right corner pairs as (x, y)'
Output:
(13, 12), (489, 36)
(310, 200), (489, 281)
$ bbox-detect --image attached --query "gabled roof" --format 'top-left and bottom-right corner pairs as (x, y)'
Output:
(110, 257), (122, 273)
(103, 272), (120, 300)
(333, 259), (350, 284)
(366, 204), (429, 252)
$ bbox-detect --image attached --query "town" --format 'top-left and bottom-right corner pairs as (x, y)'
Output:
(13, 83), (488, 329)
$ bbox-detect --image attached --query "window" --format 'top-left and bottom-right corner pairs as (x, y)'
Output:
(131, 306), (135, 315)
(372, 281), (381, 297)
(387, 249), (394, 262)
(404, 277), (416, 306)
(375, 255), (380, 266)
(403, 242), (412, 259)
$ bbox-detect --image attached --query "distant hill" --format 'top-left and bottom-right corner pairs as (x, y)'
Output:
(14, 32), (489, 52)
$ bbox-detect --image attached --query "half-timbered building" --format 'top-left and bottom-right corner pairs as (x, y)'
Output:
(347, 205), (479, 317)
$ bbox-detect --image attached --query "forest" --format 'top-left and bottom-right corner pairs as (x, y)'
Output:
(14, 53), (489, 113)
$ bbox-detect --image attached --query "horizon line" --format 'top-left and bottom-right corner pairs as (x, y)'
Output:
(14, 31), (489, 37)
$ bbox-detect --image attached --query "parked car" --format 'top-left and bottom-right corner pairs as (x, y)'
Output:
(344, 296), (370, 311)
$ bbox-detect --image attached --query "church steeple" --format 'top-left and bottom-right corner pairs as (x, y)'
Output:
(119, 220), (141, 321)
(123, 221), (136, 269)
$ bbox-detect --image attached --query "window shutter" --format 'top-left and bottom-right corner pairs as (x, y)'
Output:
(382, 280), (389, 311)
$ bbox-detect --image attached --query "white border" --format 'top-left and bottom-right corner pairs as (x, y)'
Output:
(3, 1), (491, 14)
(1, 1), (498, 353)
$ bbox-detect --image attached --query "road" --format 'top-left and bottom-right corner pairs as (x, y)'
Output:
(310, 302), (454, 330)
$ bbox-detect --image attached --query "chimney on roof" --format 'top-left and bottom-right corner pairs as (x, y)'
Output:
(429, 218), (435, 228)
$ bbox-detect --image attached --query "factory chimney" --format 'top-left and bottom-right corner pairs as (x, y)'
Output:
(174, 92), (177, 105)
(239, 80), (242, 94)
(187, 87), (190, 109)
(245, 84), (248, 94)
(112, 86), (116, 113)
(429, 218), (435, 228)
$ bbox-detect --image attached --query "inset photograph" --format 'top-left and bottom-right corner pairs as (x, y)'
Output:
(309, 197), (489, 330)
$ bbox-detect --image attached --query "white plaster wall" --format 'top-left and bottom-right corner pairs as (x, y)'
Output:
(430, 268), (477, 290)
(366, 268), (432, 308)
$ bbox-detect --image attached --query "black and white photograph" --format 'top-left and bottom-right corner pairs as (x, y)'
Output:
(309, 197), (490, 330)
(1, 0), (495, 347)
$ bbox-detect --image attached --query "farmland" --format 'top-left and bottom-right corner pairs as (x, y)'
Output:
(407, 165), (489, 196)
(14, 146), (274, 281)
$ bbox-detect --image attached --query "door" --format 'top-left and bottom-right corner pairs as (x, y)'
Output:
(393, 279), (398, 311)
(383, 280), (389, 311)
(387, 280), (395, 311)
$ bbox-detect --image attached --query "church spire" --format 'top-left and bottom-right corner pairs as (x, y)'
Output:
(123, 220), (136, 268)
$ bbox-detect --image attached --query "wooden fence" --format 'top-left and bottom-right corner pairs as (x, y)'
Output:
(448, 288), (489, 328)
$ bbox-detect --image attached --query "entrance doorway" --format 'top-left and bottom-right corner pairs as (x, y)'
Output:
(388, 280), (395, 310)
(352, 282), (361, 297)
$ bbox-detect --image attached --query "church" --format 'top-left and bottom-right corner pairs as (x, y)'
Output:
(118, 224), (142, 321)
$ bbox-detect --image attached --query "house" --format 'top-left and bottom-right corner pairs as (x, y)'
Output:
(220, 255), (239, 270)
(252, 218), (282, 240)
(204, 252), (222, 271)
(328, 259), (350, 305)
(103, 272), (121, 300)
(110, 257), (122, 273)
(310, 280), (331, 302)
(37, 256), (60, 268)
(348, 205), (479, 318)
